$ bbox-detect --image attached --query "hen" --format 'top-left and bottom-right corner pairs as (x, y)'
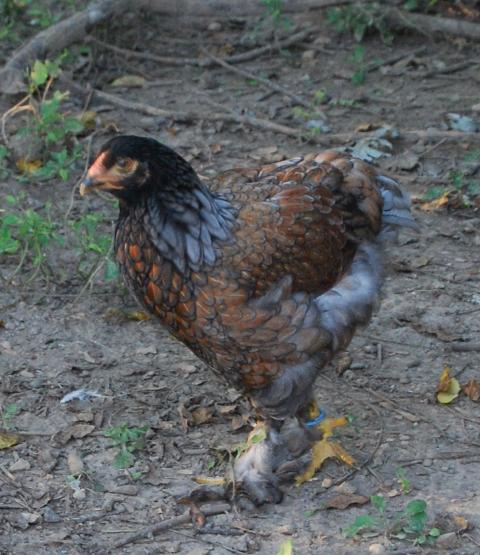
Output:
(80, 135), (416, 505)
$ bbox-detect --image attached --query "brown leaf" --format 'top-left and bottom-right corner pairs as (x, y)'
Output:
(217, 404), (237, 416)
(231, 413), (249, 431)
(16, 158), (42, 174)
(70, 424), (95, 438)
(111, 75), (146, 88)
(324, 493), (369, 510)
(453, 515), (470, 531)
(191, 406), (215, 426)
(462, 379), (480, 402)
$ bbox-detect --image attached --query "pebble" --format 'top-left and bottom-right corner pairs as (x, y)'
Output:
(9, 458), (31, 472)
(277, 524), (295, 535)
(399, 375), (410, 384)
(369, 543), (385, 554)
(208, 21), (222, 32)
(321, 477), (333, 488)
(43, 506), (61, 523)
(423, 458), (432, 467)
(301, 49), (315, 62)
(350, 362), (367, 370)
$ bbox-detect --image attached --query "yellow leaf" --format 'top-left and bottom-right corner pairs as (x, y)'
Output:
(436, 366), (460, 404)
(111, 75), (146, 88)
(80, 110), (97, 129)
(193, 476), (226, 486)
(276, 539), (293, 555)
(0, 431), (20, 449)
(16, 159), (42, 174)
(419, 191), (452, 212)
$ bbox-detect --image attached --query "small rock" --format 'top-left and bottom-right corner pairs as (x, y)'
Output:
(73, 489), (86, 501)
(436, 532), (457, 549)
(350, 362), (367, 370)
(321, 477), (333, 488)
(399, 375), (410, 385)
(43, 506), (61, 523)
(302, 49), (316, 62)
(208, 21), (222, 32)
(369, 543), (386, 554)
(108, 485), (139, 496)
(67, 451), (84, 475)
(277, 524), (295, 535)
(423, 458), (432, 467)
(186, 548), (211, 555)
(162, 542), (181, 553)
(9, 458), (31, 472)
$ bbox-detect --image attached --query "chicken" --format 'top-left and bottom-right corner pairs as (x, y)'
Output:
(80, 135), (417, 505)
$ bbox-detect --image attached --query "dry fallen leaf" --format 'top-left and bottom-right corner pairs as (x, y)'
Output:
(110, 75), (146, 88)
(16, 158), (42, 174)
(462, 379), (480, 402)
(80, 110), (97, 129)
(0, 431), (21, 449)
(418, 191), (453, 212)
(436, 367), (460, 404)
(453, 515), (470, 531)
(324, 493), (369, 510)
(191, 406), (215, 426)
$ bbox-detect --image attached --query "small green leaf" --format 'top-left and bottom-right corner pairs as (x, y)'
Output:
(429, 527), (441, 537)
(344, 515), (377, 538)
(113, 448), (135, 469)
(371, 495), (386, 514)
(276, 538), (293, 555)
(405, 499), (427, 515)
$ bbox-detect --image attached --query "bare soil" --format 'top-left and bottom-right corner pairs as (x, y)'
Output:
(1, 8), (480, 555)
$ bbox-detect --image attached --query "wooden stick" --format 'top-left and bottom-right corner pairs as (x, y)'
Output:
(386, 7), (480, 41)
(140, 0), (362, 17)
(0, 0), (132, 94)
(112, 502), (230, 549)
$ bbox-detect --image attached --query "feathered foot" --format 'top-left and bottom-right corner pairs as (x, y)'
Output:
(232, 421), (284, 506)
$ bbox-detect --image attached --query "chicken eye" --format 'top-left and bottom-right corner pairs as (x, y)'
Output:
(116, 158), (130, 171)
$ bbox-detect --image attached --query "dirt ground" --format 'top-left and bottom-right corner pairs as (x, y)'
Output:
(1, 6), (480, 555)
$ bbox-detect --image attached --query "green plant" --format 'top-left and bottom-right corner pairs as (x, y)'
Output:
(7, 55), (84, 183)
(104, 424), (149, 470)
(1, 403), (20, 429)
(424, 150), (480, 203)
(0, 194), (62, 280)
(351, 45), (366, 85)
(261, 0), (292, 29)
(327, 3), (393, 44)
(344, 495), (440, 546)
(396, 467), (411, 494)
(0, 145), (9, 179)
(70, 213), (118, 281)
(404, 0), (438, 12)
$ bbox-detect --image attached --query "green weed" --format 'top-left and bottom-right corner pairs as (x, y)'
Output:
(344, 495), (440, 546)
(0, 194), (62, 280)
(351, 45), (366, 85)
(104, 424), (149, 470)
(327, 3), (394, 44)
(1, 403), (20, 429)
(6, 55), (84, 183)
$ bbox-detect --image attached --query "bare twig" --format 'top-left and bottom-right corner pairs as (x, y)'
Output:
(366, 46), (427, 73)
(112, 502), (230, 549)
(200, 46), (322, 115)
(450, 342), (480, 352)
(90, 27), (314, 68)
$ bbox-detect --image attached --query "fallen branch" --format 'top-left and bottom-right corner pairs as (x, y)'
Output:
(112, 502), (230, 549)
(140, 0), (361, 17)
(0, 0), (131, 94)
(386, 7), (480, 41)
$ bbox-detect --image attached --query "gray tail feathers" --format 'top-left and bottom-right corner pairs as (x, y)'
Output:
(377, 175), (419, 241)
(315, 243), (382, 353)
